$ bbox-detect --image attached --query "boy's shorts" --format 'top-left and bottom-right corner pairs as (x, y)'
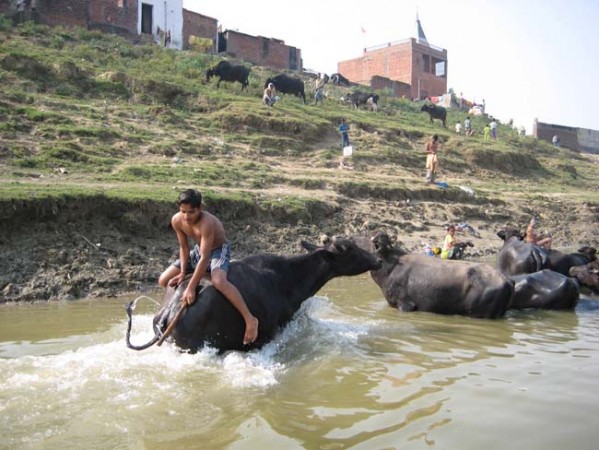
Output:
(172, 242), (231, 274)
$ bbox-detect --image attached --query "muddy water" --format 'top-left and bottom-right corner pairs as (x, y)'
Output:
(1, 274), (599, 449)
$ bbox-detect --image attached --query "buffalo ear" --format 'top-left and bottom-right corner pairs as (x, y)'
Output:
(331, 237), (350, 254)
(496, 229), (506, 240)
(300, 240), (319, 253)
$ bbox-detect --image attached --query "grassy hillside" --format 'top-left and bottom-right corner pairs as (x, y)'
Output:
(0, 19), (597, 301)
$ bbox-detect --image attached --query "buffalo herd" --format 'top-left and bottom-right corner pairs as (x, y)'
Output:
(127, 225), (597, 352)
(203, 61), (384, 112)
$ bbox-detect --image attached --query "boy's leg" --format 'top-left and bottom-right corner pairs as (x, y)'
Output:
(211, 269), (258, 344)
(158, 265), (180, 288)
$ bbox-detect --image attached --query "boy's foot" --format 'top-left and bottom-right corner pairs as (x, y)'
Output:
(243, 317), (259, 345)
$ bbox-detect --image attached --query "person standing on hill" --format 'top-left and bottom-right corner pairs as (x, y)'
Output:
(339, 118), (350, 147)
(490, 118), (498, 140)
(425, 134), (439, 183)
(464, 116), (472, 136)
(483, 124), (491, 141)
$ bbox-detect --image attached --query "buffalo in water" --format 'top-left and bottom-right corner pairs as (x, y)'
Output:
(570, 260), (599, 294)
(497, 228), (596, 276)
(508, 269), (580, 310)
(126, 236), (380, 353)
(357, 232), (513, 319)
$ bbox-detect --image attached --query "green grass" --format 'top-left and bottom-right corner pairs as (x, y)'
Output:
(0, 17), (597, 211)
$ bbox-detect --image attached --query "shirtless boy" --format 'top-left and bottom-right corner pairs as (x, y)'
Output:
(158, 189), (259, 344)
(525, 217), (552, 250)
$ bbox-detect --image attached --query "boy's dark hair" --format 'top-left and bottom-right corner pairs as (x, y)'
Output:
(433, 134), (438, 141)
(178, 189), (202, 207)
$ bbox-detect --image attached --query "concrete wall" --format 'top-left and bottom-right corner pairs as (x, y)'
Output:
(221, 30), (302, 71)
(138, 0), (183, 49)
(533, 119), (599, 154)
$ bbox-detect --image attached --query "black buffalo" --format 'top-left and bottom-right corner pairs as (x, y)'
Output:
(420, 103), (447, 127)
(206, 60), (251, 91)
(126, 236), (380, 352)
(346, 92), (379, 111)
(570, 260), (599, 294)
(330, 73), (351, 86)
(361, 232), (513, 319)
(265, 74), (306, 103)
(497, 228), (596, 277)
(546, 246), (596, 276)
(497, 228), (548, 276)
(509, 269), (580, 310)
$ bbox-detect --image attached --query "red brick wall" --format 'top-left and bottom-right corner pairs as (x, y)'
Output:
(182, 9), (217, 51)
(35, 0), (89, 28)
(371, 75), (411, 98)
(13, 0), (138, 36)
(339, 38), (447, 99)
(223, 30), (302, 71)
(88, 0), (138, 36)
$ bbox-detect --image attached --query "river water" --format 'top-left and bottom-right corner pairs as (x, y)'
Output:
(1, 274), (599, 450)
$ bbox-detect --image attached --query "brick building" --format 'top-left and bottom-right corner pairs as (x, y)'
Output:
(338, 16), (447, 99)
(217, 29), (302, 71)
(182, 9), (217, 51)
(1, 1), (299, 68)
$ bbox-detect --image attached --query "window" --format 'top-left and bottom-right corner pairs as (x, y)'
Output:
(141, 3), (153, 34)
(435, 60), (446, 77)
(422, 54), (430, 73)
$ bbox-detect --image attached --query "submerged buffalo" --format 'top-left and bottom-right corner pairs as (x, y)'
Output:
(570, 260), (599, 294)
(360, 232), (513, 319)
(508, 269), (580, 310)
(126, 236), (380, 352)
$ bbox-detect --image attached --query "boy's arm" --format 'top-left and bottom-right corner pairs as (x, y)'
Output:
(182, 221), (215, 305)
(170, 216), (190, 286)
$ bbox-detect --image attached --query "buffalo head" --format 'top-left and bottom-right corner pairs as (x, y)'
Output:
(205, 68), (215, 82)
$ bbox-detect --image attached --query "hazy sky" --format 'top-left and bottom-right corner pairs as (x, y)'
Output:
(184, 0), (599, 132)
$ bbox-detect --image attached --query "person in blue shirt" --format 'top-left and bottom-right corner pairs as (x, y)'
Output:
(339, 118), (350, 147)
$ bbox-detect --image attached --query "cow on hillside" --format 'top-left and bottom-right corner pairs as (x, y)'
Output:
(265, 74), (306, 104)
(421, 103), (447, 127)
(206, 60), (251, 91)
(346, 92), (379, 112)
(330, 73), (351, 86)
